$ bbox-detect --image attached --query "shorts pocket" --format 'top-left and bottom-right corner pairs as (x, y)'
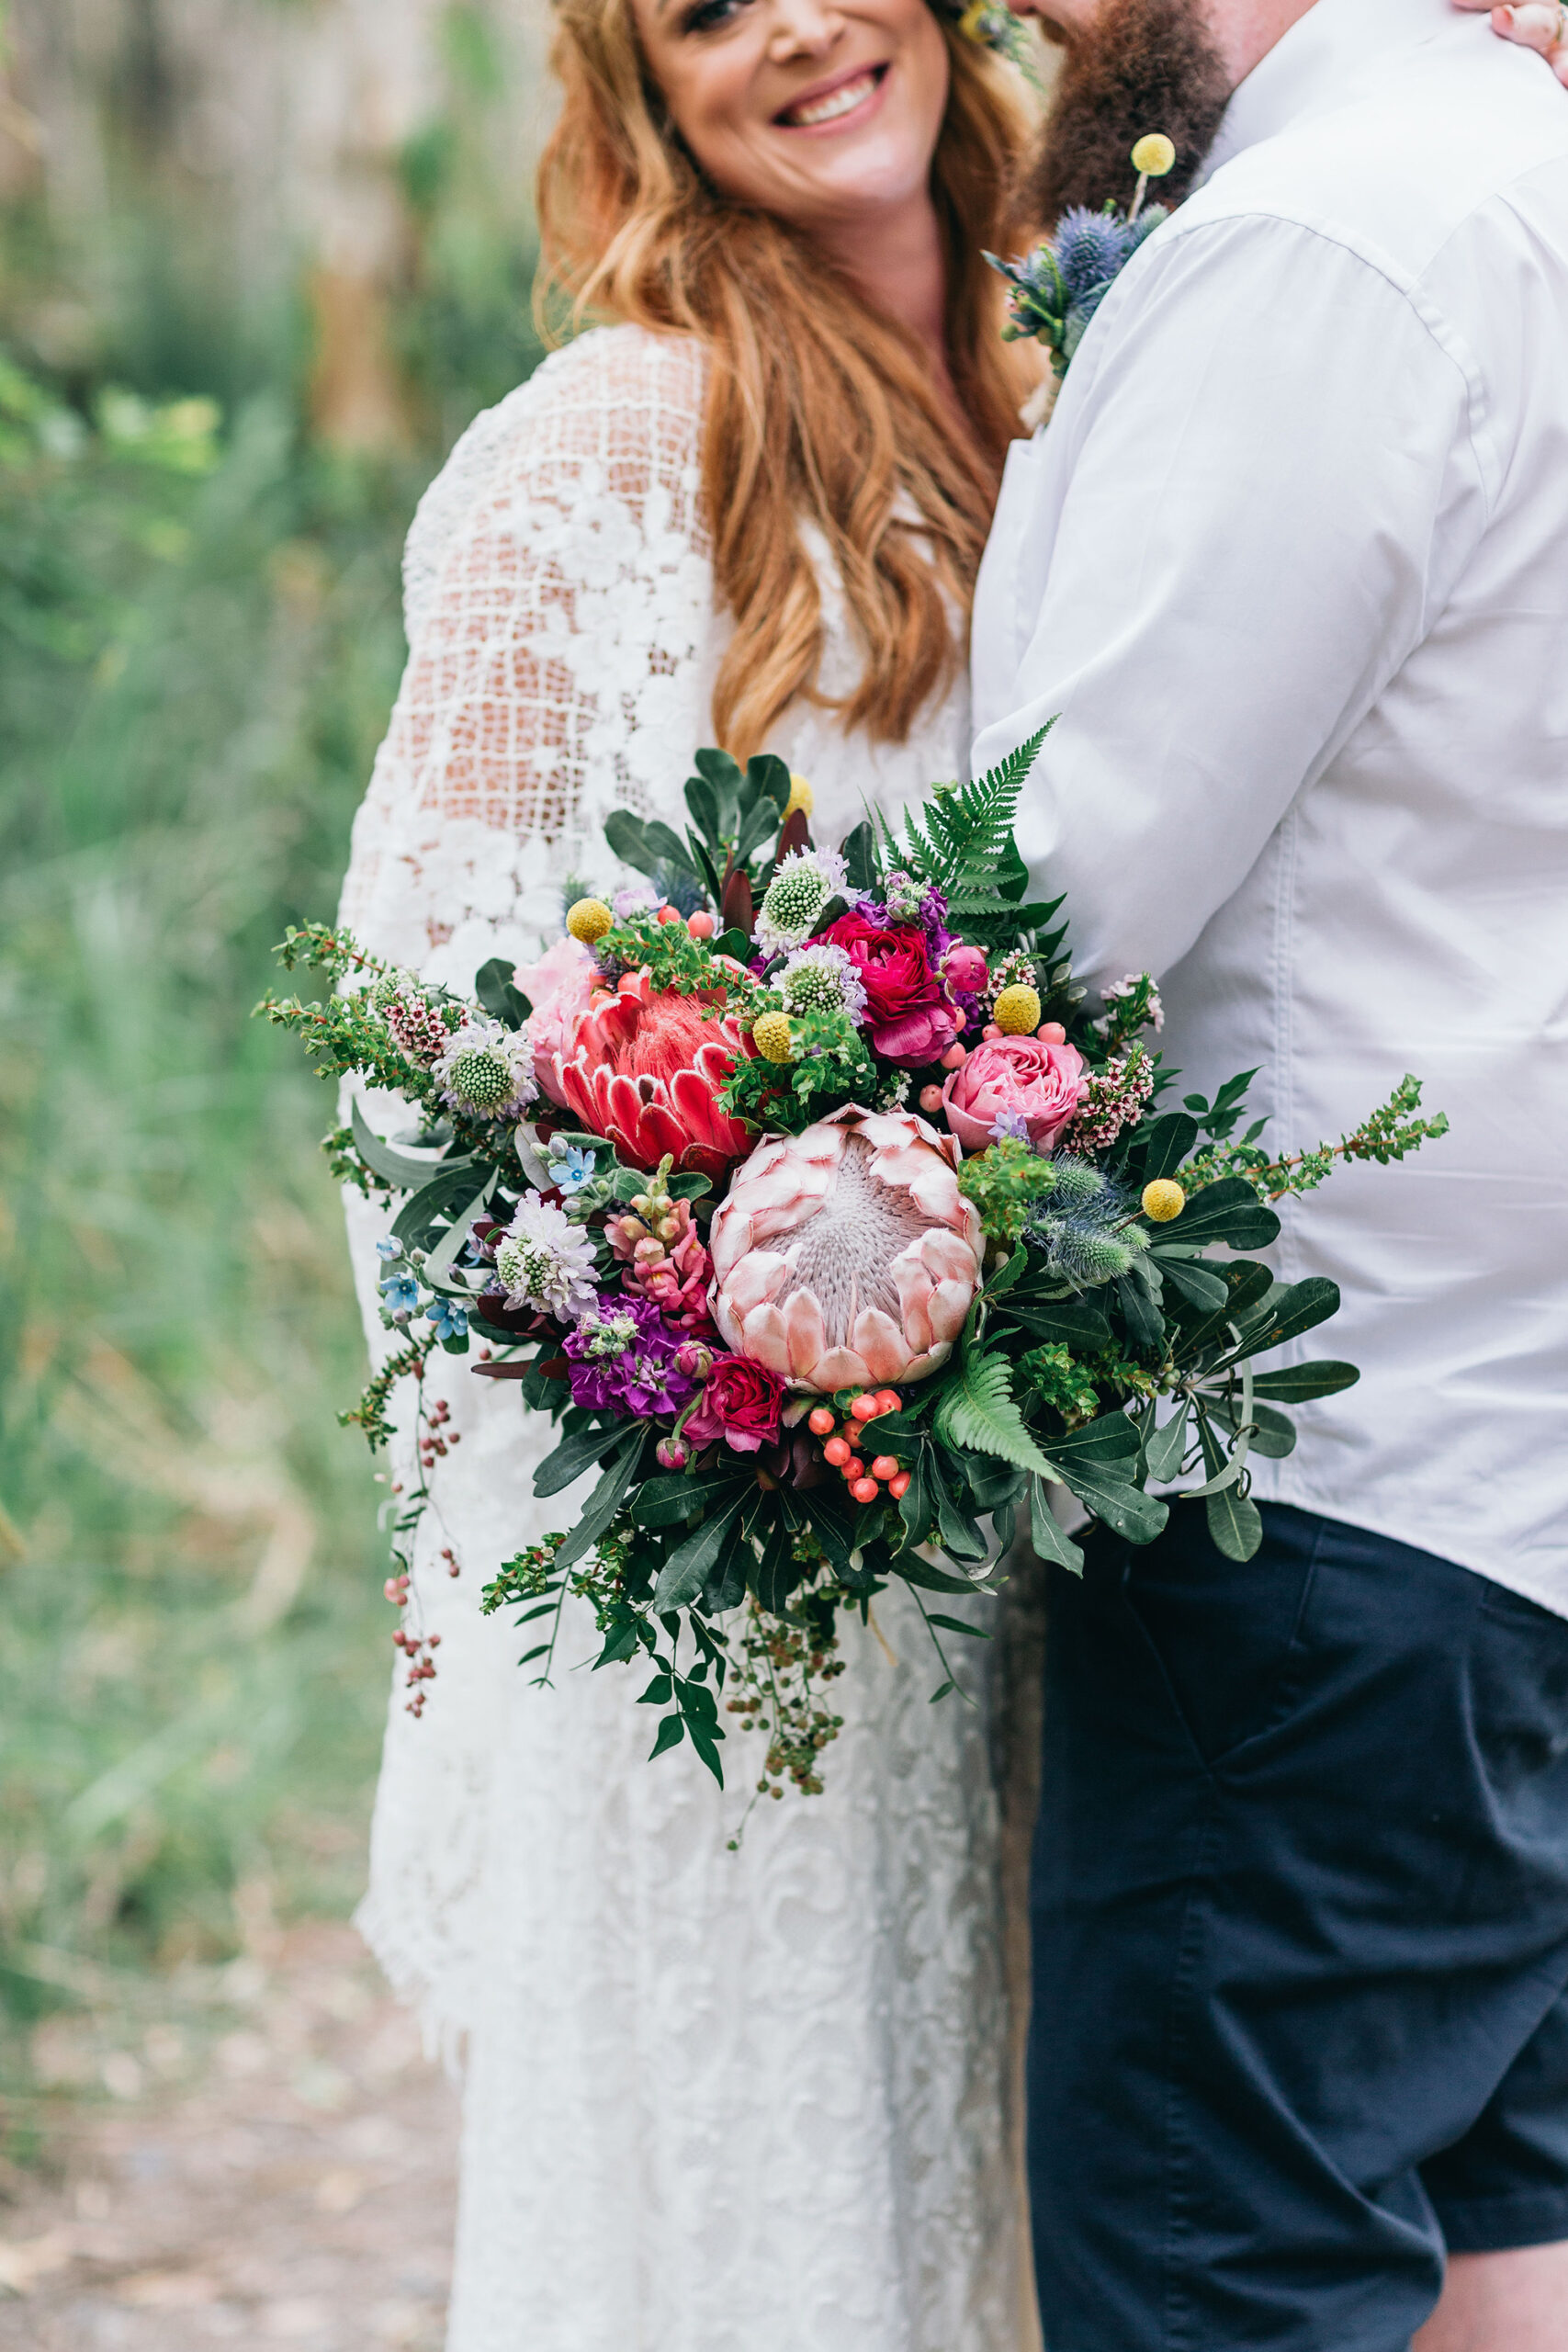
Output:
(1122, 1506), (1324, 1770)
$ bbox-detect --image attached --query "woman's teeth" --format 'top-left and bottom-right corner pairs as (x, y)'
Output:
(783, 70), (879, 128)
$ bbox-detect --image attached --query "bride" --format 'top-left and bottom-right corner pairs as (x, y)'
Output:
(334, 0), (1563, 2346)
(339, 2), (1043, 2346)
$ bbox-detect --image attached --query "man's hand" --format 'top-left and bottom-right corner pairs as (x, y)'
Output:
(1454, 0), (1568, 86)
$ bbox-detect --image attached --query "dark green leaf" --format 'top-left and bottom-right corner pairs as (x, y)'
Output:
(684, 775), (724, 847)
(1156, 1255), (1232, 1313)
(650, 1494), (750, 1612)
(928, 1680), (955, 1704)
(686, 1724), (725, 1786)
(1142, 1401), (1190, 1485)
(1247, 1278), (1343, 1353)
(593, 1623), (640, 1669)
(1138, 1112), (1200, 1183)
(1164, 1177), (1281, 1251)
(897, 1553), (987, 1595)
(1204, 1486), (1264, 1561)
(536, 1420), (638, 1499)
(1114, 1267), (1166, 1353)
(649, 1714), (686, 1760)
(716, 928), (752, 962)
(703, 1519), (751, 1614)
(1048, 1460), (1168, 1545)
(1004, 1298), (1114, 1350)
(389, 1160), (488, 1250)
(1043, 1411), (1140, 1467)
(841, 821), (878, 893)
(604, 809), (660, 876)
(1029, 1476), (1085, 1576)
(747, 752), (793, 817)
(553, 1430), (646, 1573)
(637, 1675), (672, 1706)
(474, 956), (531, 1030)
(1251, 1359), (1360, 1402)
(750, 1514), (802, 1615)
(926, 1613), (992, 1639)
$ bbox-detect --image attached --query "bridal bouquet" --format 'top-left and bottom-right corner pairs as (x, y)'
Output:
(261, 739), (1444, 1798)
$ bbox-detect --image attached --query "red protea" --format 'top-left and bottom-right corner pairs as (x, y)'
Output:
(543, 970), (752, 1180)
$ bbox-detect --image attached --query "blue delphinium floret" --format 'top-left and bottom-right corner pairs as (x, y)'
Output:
(378, 1269), (421, 1318)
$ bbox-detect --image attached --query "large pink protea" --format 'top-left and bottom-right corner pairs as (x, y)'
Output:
(708, 1105), (985, 1392)
(542, 969), (752, 1180)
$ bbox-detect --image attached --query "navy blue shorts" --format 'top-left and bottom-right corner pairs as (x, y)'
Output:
(1027, 1502), (1568, 2351)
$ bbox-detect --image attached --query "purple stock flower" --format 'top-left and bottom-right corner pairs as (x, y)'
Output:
(563, 1292), (699, 1419)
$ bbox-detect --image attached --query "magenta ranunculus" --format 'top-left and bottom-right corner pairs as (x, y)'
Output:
(821, 911), (960, 1066)
(942, 1035), (1089, 1154)
(682, 1354), (786, 1455)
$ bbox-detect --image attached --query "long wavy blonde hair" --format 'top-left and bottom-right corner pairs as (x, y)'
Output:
(537, 0), (1039, 758)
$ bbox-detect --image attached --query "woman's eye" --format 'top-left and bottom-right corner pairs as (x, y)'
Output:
(681, 0), (748, 32)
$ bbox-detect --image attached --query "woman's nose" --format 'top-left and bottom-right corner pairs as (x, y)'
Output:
(767, 0), (845, 61)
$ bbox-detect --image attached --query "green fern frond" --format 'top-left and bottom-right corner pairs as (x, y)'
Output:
(899, 724), (1054, 897)
(934, 1352), (1053, 1474)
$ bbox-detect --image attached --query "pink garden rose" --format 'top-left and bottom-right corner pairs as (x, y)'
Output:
(518, 936), (599, 1093)
(942, 1035), (1089, 1154)
(682, 1355), (785, 1455)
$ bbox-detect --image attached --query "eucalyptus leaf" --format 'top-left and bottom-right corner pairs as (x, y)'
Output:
(352, 1097), (461, 1192)
(1138, 1112), (1200, 1184)
(536, 1419), (638, 1499)
(1156, 1255), (1232, 1314)
(604, 809), (660, 877)
(1045, 1459), (1168, 1545)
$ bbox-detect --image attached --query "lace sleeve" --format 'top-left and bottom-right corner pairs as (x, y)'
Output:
(337, 325), (715, 985)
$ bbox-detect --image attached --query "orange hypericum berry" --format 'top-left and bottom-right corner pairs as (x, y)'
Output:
(808, 1406), (837, 1437)
(874, 1389), (902, 1415)
(850, 1394), (880, 1424)
(850, 1477), (880, 1505)
(889, 1471), (912, 1500)
(687, 910), (716, 940)
(871, 1455), (899, 1483)
(842, 1456), (864, 1481)
(823, 1436), (852, 1467)
(656, 904), (682, 924)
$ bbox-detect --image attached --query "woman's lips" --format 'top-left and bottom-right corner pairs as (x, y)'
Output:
(775, 63), (887, 130)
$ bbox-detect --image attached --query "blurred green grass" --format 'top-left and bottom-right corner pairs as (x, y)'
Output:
(0, 379), (412, 2132)
(0, 250), (541, 2171)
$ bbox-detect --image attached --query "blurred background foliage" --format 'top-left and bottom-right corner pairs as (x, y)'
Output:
(0, 0), (547, 2160)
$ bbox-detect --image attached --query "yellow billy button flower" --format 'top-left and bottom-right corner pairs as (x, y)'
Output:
(956, 0), (991, 34)
(993, 983), (1043, 1036)
(1141, 1178), (1187, 1224)
(1131, 133), (1176, 178)
(566, 897), (614, 945)
(752, 1012), (795, 1065)
(784, 773), (815, 821)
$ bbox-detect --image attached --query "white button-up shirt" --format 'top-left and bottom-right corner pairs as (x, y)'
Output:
(971, 0), (1568, 1612)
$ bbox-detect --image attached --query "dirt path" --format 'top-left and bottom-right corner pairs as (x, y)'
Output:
(0, 1925), (459, 2350)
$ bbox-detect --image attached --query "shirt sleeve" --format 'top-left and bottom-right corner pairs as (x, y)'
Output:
(969, 212), (1488, 994)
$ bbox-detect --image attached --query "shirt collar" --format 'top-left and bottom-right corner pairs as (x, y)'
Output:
(1200, 0), (1454, 182)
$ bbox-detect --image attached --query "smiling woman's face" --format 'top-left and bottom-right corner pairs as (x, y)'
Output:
(630, 0), (952, 241)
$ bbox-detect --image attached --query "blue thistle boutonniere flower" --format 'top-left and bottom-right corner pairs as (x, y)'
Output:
(988, 133), (1179, 400)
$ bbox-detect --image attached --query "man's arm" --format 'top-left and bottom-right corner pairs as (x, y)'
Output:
(971, 212), (1486, 991)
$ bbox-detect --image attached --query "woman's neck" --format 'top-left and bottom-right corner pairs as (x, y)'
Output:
(813, 189), (952, 379)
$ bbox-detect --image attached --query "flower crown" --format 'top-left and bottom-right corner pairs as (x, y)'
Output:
(932, 0), (1043, 84)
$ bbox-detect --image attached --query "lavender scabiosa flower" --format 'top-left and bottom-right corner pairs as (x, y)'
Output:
(777, 942), (869, 1025)
(563, 1294), (699, 1418)
(493, 1193), (600, 1321)
(432, 1013), (536, 1123)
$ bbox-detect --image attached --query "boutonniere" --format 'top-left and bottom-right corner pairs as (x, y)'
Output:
(989, 135), (1177, 426)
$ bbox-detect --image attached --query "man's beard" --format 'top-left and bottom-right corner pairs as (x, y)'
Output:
(1029, 0), (1235, 226)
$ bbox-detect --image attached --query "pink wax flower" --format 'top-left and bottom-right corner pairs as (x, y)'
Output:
(942, 1035), (1089, 1155)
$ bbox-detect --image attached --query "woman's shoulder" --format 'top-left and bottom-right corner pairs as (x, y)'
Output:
(402, 325), (708, 643)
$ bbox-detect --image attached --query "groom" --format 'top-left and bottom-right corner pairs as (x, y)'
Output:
(973, 2), (1568, 2346)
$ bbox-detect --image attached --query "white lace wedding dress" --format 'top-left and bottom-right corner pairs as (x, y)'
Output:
(337, 323), (1039, 2352)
